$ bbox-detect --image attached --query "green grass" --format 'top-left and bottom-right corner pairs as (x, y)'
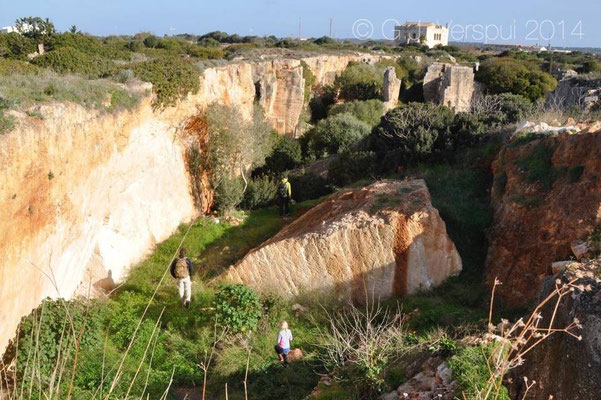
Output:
(515, 142), (557, 190)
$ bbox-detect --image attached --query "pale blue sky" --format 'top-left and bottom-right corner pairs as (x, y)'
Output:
(1, 0), (599, 47)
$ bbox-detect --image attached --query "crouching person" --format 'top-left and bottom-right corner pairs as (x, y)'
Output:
(170, 248), (193, 308)
(274, 321), (293, 365)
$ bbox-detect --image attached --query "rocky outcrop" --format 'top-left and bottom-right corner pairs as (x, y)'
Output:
(0, 52), (375, 353)
(225, 180), (462, 302)
(509, 261), (599, 400)
(485, 123), (601, 307)
(383, 67), (401, 109)
(380, 358), (456, 400)
(423, 63), (475, 113)
(548, 75), (601, 110)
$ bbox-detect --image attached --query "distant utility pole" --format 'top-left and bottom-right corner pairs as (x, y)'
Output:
(549, 41), (554, 74)
(298, 17), (301, 40)
(329, 18), (333, 38)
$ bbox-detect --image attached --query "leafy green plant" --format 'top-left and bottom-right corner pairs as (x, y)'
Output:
(334, 62), (383, 101)
(241, 175), (277, 209)
(327, 150), (377, 186)
(515, 142), (557, 189)
(215, 176), (245, 214)
(263, 135), (302, 174)
(133, 57), (200, 108)
(214, 284), (263, 333)
(303, 112), (370, 158)
(31, 47), (118, 78)
(328, 99), (384, 127)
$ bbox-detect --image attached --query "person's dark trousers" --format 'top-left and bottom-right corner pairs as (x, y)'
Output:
(279, 196), (290, 216)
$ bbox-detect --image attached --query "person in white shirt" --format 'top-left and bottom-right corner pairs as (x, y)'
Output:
(274, 320), (293, 365)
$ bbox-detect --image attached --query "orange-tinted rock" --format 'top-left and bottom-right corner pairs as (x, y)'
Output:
(225, 180), (462, 302)
(486, 125), (601, 307)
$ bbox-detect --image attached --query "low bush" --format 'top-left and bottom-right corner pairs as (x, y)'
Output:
(288, 173), (333, 202)
(334, 63), (383, 101)
(214, 284), (263, 333)
(303, 112), (371, 159)
(263, 135), (303, 174)
(328, 99), (384, 127)
(31, 47), (119, 78)
(241, 175), (277, 209)
(369, 102), (455, 164)
(476, 57), (557, 102)
(327, 151), (378, 186)
(214, 176), (245, 214)
(515, 142), (557, 190)
(133, 57), (201, 107)
(0, 32), (37, 60)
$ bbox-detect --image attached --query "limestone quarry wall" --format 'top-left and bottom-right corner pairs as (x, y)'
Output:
(486, 125), (601, 307)
(423, 63), (475, 112)
(225, 180), (462, 302)
(0, 52), (370, 353)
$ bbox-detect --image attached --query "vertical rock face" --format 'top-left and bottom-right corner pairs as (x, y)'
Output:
(509, 261), (601, 400)
(485, 125), (601, 307)
(382, 67), (401, 109)
(0, 99), (198, 353)
(0, 52), (379, 353)
(254, 60), (306, 136)
(423, 63), (475, 112)
(224, 180), (462, 302)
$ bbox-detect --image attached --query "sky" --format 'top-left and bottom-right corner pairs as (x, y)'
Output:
(1, 0), (600, 48)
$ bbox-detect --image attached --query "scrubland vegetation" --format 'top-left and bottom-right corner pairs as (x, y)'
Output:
(2, 16), (601, 400)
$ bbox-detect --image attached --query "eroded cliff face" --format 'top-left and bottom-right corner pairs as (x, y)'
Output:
(0, 52), (375, 353)
(485, 125), (601, 307)
(224, 180), (462, 303)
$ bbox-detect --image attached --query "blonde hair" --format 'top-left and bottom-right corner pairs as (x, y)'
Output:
(280, 320), (288, 330)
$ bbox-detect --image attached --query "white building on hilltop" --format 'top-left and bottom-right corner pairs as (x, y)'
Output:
(395, 22), (449, 48)
(1, 26), (18, 34)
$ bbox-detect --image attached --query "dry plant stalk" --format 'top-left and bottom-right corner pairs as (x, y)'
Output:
(466, 277), (583, 400)
(197, 320), (228, 400)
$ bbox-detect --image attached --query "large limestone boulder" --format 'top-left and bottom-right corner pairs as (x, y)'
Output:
(225, 180), (462, 302)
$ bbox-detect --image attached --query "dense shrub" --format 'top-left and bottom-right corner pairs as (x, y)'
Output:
(0, 57), (40, 75)
(127, 40), (144, 52)
(301, 60), (316, 102)
(263, 135), (303, 174)
(214, 284), (263, 333)
(334, 63), (382, 101)
(369, 103), (455, 163)
(133, 57), (200, 107)
(49, 32), (130, 60)
(288, 173), (333, 202)
(143, 35), (159, 48)
(215, 176), (245, 213)
(578, 60), (601, 74)
(31, 47), (118, 78)
(327, 150), (377, 186)
(241, 175), (277, 209)
(303, 112), (371, 158)
(476, 57), (557, 101)
(16, 298), (107, 392)
(0, 32), (37, 60)
(328, 99), (384, 126)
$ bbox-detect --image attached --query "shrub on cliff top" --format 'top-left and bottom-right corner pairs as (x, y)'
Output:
(31, 47), (118, 78)
(334, 62), (383, 101)
(132, 57), (200, 108)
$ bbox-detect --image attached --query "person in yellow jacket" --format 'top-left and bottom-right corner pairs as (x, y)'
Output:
(277, 177), (292, 216)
